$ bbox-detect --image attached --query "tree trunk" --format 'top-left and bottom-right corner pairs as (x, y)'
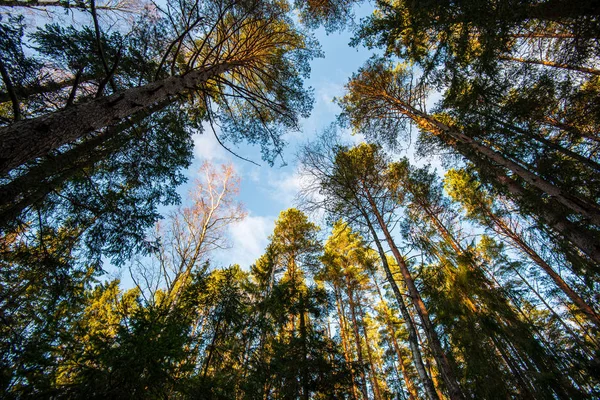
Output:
(483, 204), (600, 328)
(299, 294), (310, 400)
(371, 279), (419, 400)
(357, 301), (383, 400)
(391, 333), (419, 400)
(494, 172), (600, 265)
(334, 285), (360, 400)
(479, 111), (600, 173)
(347, 282), (370, 399)
(499, 55), (600, 75)
(0, 62), (237, 175)
(391, 100), (600, 226)
(362, 209), (440, 400)
(0, 99), (172, 229)
(0, 132), (114, 227)
(363, 191), (465, 400)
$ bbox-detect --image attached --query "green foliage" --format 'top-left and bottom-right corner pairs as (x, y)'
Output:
(2, 0), (600, 398)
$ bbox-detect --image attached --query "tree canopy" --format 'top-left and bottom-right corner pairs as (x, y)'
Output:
(1, 0), (599, 398)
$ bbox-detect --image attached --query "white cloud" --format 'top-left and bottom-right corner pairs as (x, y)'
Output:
(316, 81), (344, 111)
(269, 169), (303, 206)
(215, 214), (275, 269)
(263, 166), (320, 209)
(192, 130), (230, 162)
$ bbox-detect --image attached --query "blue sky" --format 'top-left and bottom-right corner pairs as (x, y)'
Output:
(9, 1), (449, 283)
(185, 7), (378, 269)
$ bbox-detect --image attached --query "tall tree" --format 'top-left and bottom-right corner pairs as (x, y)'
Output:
(444, 167), (600, 329)
(247, 208), (353, 399)
(389, 158), (582, 398)
(338, 57), (600, 265)
(0, 0), (319, 174)
(299, 135), (464, 399)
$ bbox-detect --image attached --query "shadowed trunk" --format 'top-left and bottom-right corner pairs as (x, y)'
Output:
(362, 208), (440, 400)
(0, 63), (237, 175)
(363, 190), (465, 400)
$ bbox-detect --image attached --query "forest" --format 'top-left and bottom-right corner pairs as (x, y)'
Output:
(0, 0), (599, 398)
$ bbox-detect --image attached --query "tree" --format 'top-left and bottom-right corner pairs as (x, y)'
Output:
(354, 0), (600, 84)
(338, 57), (600, 265)
(130, 162), (246, 305)
(389, 159), (583, 398)
(0, 224), (97, 395)
(299, 135), (464, 399)
(444, 167), (600, 329)
(247, 208), (353, 399)
(321, 221), (379, 399)
(0, 0), (319, 174)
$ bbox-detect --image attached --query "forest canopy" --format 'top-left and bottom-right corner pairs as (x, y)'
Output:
(0, 0), (599, 398)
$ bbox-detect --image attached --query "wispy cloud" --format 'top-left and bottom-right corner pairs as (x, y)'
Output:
(214, 214), (275, 269)
(192, 129), (230, 163)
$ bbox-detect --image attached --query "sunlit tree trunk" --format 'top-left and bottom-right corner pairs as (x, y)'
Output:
(357, 301), (383, 400)
(346, 280), (370, 399)
(479, 199), (600, 328)
(363, 190), (465, 400)
(387, 98), (600, 226)
(362, 210), (441, 400)
(299, 294), (310, 400)
(372, 280), (420, 400)
(333, 285), (360, 400)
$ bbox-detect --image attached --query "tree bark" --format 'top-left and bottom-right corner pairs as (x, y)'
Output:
(499, 55), (600, 75)
(357, 301), (383, 400)
(494, 172), (600, 265)
(479, 111), (600, 174)
(0, 98), (173, 229)
(363, 191), (465, 400)
(333, 285), (360, 400)
(0, 62), (237, 175)
(481, 202), (600, 328)
(299, 294), (310, 400)
(371, 279), (420, 400)
(362, 210), (440, 400)
(387, 98), (600, 227)
(347, 281), (370, 399)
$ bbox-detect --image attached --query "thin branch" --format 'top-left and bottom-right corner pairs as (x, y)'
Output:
(0, 58), (20, 121)
(65, 68), (83, 107)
